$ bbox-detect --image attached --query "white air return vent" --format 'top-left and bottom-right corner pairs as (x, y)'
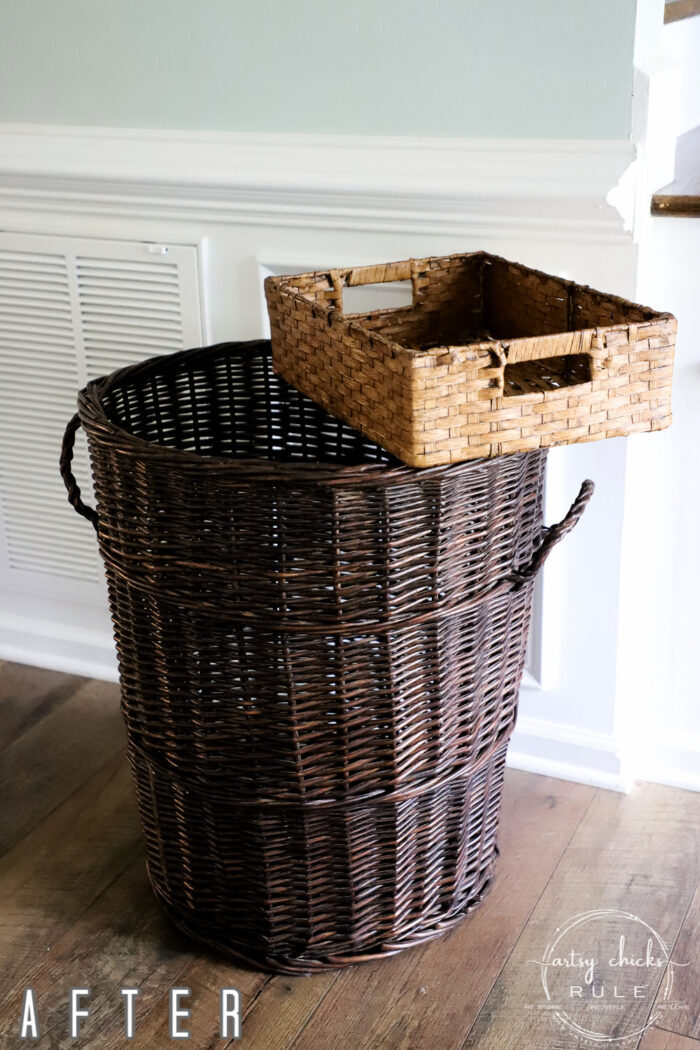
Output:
(0, 233), (203, 585)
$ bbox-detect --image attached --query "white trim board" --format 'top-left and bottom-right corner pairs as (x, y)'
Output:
(507, 715), (633, 793)
(0, 124), (636, 242)
(633, 732), (700, 795)
(0, 611), (119, 684)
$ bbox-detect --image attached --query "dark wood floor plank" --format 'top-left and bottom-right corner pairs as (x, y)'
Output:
(104, 943), (269, 1050)
(650, 880), (700, 1040)
(0, 858), (190, 1050)
(2, 666), (699, 1050)
(462, 783), (700, 1050)
(664, 0), (700, 25)
(639, 1028), (700, 1050)
(0, 661), (84, 753)
(0, 756), (142, 991)
(233, 973), (338, 1050)
(0, 676), (126, 854)
(248, 770), (594, 1050)
(0, 855), (265, 1050)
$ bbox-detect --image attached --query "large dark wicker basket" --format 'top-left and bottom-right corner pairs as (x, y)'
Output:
(60, 340), (592, 973)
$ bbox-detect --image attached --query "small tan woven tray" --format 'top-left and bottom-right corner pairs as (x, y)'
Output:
(265, 251), (675, 466)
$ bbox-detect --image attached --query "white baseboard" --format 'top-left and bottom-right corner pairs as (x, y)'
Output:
(0, 123), (635, 242)
(507, 715), (633, 793)
(508, 716), (700, 794)
(0, 612), (118, 683)
(635, 733), (700, 794)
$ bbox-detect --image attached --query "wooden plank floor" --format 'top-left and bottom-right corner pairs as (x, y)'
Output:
(0, 660), (698, 1049)
(664, 0), (700, 24)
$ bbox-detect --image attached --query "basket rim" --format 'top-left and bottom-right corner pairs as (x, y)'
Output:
(77, 338), (500, 484)
(265, 250), (675, 365)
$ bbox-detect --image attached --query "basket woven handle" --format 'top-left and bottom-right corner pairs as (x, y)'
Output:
(60, 413), (99, 531)
(511, 479), (594, 585)
(330, 259), (424, 315)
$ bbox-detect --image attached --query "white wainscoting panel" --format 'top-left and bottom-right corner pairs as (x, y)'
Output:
(0, 123), (659, 791)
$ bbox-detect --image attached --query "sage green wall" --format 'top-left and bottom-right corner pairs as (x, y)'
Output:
(0, 0), (637, 139)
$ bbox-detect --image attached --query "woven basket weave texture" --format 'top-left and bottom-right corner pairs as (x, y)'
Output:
(265, 251), (675, 466)
(61, 340), (592, 972)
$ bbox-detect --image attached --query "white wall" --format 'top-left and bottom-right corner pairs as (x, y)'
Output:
(662, 14), (700, 135)
(615, 215), (700, 792)
(0, 124), (645, 792)
(609, 0), (700, 792)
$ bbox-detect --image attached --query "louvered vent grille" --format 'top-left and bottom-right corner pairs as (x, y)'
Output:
(78, 256), (185, 377)
(0, 235), (203, 583)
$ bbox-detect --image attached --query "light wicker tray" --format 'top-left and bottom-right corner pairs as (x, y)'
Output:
(265, 252), (675, 466)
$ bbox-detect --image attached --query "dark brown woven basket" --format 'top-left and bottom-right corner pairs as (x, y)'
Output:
(60, 339), (592, 973)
